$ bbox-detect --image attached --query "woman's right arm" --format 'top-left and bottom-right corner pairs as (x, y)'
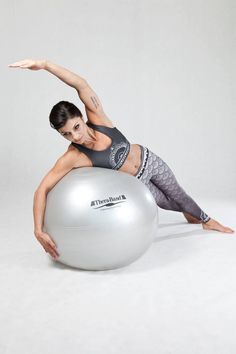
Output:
(33, 190), (60, 260)
(33, 150), (79, 260)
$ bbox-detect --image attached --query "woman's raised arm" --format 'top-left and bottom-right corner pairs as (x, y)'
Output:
(8, 58), (87, 90)
(8, 58), (108, 119)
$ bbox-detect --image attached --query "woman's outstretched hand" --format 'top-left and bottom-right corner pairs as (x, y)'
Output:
(8, 59), (47, 70)
(34, 231), (60, 261)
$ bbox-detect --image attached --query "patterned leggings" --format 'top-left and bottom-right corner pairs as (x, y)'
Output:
(134, 145), (211, 223)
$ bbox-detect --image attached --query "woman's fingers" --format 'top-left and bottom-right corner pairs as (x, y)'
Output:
(8, 60), (27, 67)
(45, 245), (59, 260)
(48, 238), (57, 248)
(52, 246), (60, 258)
(8, 63), (21, 67)
(8, 59), (34, 69)
(48, 240), (60, 258)
(47, 239), (59, 254)
(17, 65), (30, 69)
(45, 240), (59, 255)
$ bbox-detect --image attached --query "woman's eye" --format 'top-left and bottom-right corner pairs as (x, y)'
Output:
(75, 125), (80, 129)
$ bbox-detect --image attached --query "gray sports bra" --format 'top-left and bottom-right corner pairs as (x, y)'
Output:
(71, 122), (131, 170)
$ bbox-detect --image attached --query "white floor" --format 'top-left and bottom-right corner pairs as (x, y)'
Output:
(1, 198), (236, 354)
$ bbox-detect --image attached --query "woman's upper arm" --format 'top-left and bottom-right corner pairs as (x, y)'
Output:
(76, 81), (114, 126)
(35, 150), (78, 194)
(76, 80), (103, 114)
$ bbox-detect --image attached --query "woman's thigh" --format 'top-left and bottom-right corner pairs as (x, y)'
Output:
(137, 146), (189, 200)
(134, 145), (181, 210)
(134, 145), (210, 222)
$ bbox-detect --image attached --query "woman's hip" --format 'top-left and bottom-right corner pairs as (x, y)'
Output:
(134, 145), (170, 184)
(134, 145), (150, 180)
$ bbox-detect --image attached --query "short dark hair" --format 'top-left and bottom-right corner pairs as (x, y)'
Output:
(49, 101), (83, 130)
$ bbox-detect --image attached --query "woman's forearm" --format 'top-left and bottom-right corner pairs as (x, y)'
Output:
(33, 189), (48, 235)
(44, 60), (88, 91)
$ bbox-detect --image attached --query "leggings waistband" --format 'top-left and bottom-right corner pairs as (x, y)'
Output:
(135, 145), (149, 179)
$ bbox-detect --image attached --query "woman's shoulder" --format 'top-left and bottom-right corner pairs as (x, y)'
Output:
(66, 143), (92, 168)
(66, 143), (84, 158)
(67, 143), (78, 152)
(84, 108), (115, 128)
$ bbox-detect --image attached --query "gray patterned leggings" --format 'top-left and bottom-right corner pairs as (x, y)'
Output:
(134, 145), (211, 223)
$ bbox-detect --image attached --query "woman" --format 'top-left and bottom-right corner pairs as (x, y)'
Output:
(8, 59), (234, 261)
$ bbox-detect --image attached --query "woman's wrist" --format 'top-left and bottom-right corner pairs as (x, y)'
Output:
(43, 59), (49, 70)
(34, 229), (43, 237)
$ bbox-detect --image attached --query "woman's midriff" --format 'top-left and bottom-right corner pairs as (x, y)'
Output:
(117, 144), (142, 176)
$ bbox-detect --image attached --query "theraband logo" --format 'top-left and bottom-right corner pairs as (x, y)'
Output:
(91, 194), (127, 209)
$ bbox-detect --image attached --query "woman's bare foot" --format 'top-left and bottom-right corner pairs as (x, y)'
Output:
(183, 213), (235, 233)
(183, 212), (202, 224)
(202, 218), (235, 234)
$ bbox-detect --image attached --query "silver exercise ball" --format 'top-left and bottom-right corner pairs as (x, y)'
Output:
(44, 167), (159, 270)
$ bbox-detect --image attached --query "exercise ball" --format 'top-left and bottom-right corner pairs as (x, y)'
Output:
(44, 167), (158, 270)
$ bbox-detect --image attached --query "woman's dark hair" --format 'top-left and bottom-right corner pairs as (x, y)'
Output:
(49, 101), (83, 130)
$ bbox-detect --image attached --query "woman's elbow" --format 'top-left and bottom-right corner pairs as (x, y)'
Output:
(34, 187), (48, 198)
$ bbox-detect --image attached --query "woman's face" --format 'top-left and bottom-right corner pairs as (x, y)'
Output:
(58, 116), (88, 144)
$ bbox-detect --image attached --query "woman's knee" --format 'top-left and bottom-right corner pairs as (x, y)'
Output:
(146, 181), (182, 212)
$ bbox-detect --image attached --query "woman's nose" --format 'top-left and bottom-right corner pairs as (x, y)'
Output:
(72, 132), (78, 139)
(73, 134), (81, 142)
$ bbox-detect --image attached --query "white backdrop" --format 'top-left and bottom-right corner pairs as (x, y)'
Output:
(1, 2), (236, 354)
(1, 0), (235, 225)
